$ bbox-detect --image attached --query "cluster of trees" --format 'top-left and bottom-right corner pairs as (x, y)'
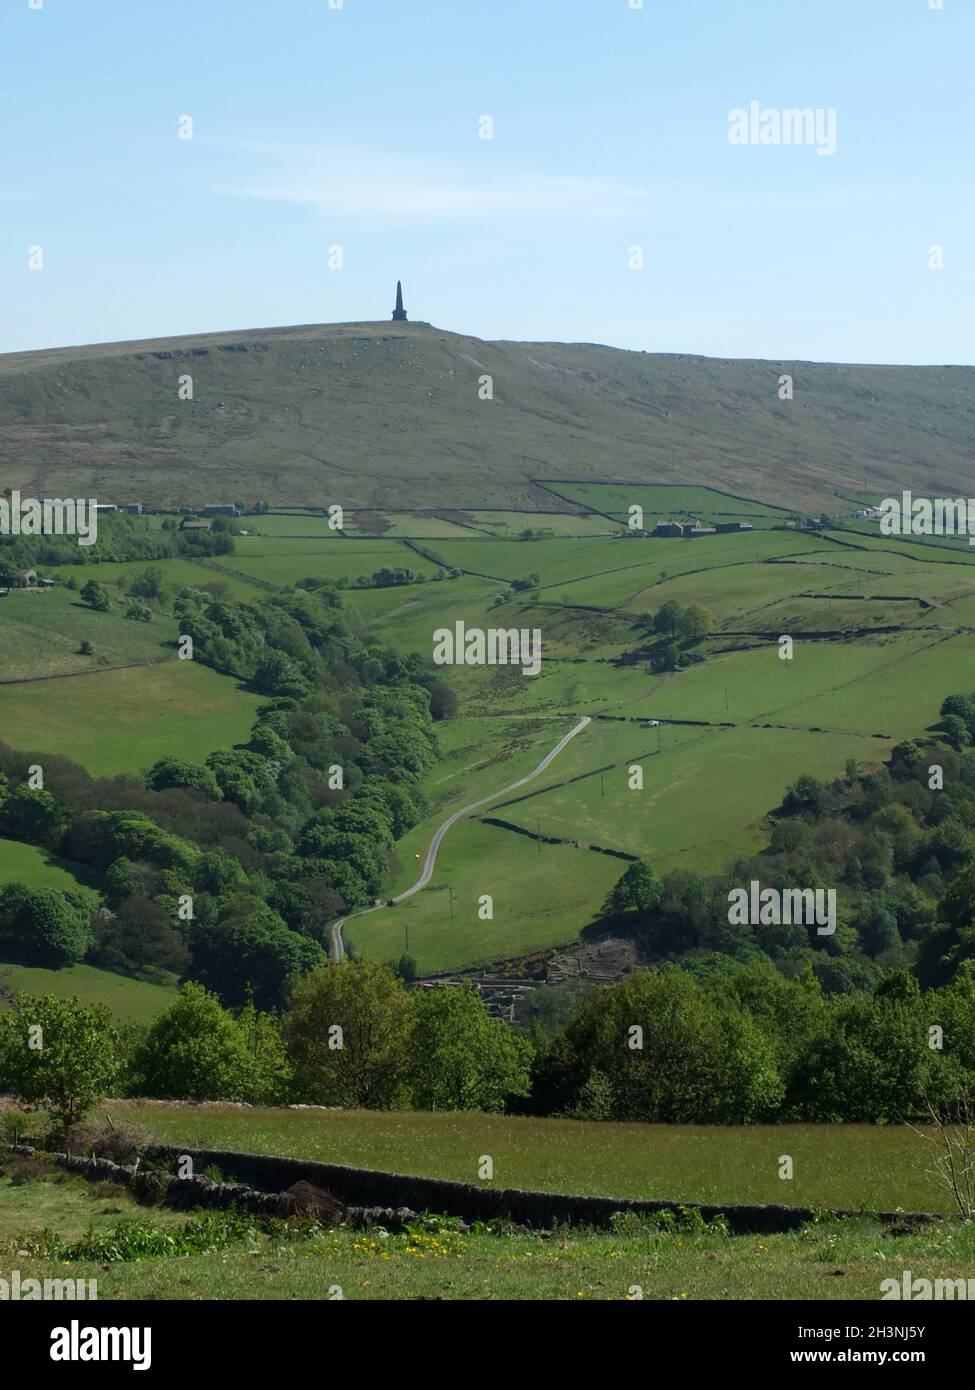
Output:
(0, 968), (532, 1130)
(491, 572), (541, 606)
(0, 509), (235, 576)
(350, 567), (425, 589)
(4, 958), (974, 1132)
(0, 587), (452, 1008)
(635, 600), (714, 671)
(530, 961), (975, 1123)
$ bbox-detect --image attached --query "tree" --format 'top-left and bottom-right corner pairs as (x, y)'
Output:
(682, 604), (714, 638)
(604, 861), (664, 916)
(129, 566), (166, 602)
(537, 969), (782, 1123)
(940, 715), (971, 751)
(653, 600), (684, 639)
(133, 984), (288, 1103)
(146, 757), (222, 800)
(188, 901), (323, 1011)
(791, 981), (964, 1121)
(95, 895), (190, 975)
(0, 785), (67, 848)
(428, 681), (459, 721)
(406, 986), (533, 1112)
(0, 885), (93, 967)
(783, 774), (827, 815)
(0, 994), (119, 1133)
(79, 580), (110, 612)
(283, 960), (411, 1108)
(253, 650), (312, 700)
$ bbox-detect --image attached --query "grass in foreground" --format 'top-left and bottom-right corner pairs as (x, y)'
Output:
(3, 1154), (973, 1301)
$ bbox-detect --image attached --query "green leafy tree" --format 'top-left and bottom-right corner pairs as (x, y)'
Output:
(536, 969), (783, 1123)
(146, 757), (222, 800)
(604, 861), (664, 916)
(188, 900), (323, 1011)
(79, 579), (110, 612)
(0, 885), (93, 967)
(283, 960), (411, 1108)
(0, 785), (67, 848)
(0, 994), (119, 1133)
(406, 986), (533, 1112)
(133, 984), (288, 1103)
(129, 566), (166, 601)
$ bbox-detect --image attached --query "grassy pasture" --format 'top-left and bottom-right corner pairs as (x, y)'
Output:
(48, 556), (260, 602)
(0, 838), (92, 893)
(346, 512), (489, 540)
(469, 510), (617, 537)
(0, 586), (172, 679)
(351, 818), (621, 973)
(499, 723), (882, 871)
(542, 481), (792, 522)
(615, 634), (930, 727)
(4, 1151), (970, 1301)
(11, 1216), (974, 1301)
(101, 1103), (948, 1213)
(771, 631), (975, 739)
(0, 962), (176, 1020)
(0, 661), (263, 777)
(208, 536), (443, 587)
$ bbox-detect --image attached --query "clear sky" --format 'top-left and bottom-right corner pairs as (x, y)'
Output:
(1, 0), (971, 363)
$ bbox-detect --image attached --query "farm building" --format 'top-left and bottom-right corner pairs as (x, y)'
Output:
(180, 517), (211, 532)
(714, 521), (754, 533)
(204, 504), (239, 516)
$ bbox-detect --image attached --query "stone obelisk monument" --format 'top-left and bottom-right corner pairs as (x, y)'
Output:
(391, 281), (407, 321)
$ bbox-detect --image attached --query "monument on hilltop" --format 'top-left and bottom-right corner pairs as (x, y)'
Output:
(391, 281), (408, 322)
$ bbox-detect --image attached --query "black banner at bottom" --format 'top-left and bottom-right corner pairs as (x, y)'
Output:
(6, 1299), (969, 1373)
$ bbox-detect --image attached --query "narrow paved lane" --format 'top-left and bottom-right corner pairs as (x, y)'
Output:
(329, 716), (591, 961)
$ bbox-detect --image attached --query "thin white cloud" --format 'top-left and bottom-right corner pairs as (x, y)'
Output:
(212, 141), (654, 230)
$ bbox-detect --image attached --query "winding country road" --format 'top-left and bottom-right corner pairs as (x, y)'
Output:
(329, 715), (591, 962)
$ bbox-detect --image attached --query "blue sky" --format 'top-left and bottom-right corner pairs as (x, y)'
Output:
(1, 0), (971, 362)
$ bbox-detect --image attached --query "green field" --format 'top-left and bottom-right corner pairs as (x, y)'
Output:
(334, 498), (975, 966)
(0, 962), (176, 1020)
(351, 819), (622, 974)
(0, 586), (172, 679)
(0, 661), (263, 777)
(5, 1148), (971, 1301)
(0, 838), (93, 892)
(207, 535), (443, 588)
(544, 480), (793, 523)
(103, 1103), (949, 1212)
(48, 556), (262, 603)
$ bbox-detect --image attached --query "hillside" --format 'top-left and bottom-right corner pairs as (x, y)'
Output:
(1, 321), (973, 511)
